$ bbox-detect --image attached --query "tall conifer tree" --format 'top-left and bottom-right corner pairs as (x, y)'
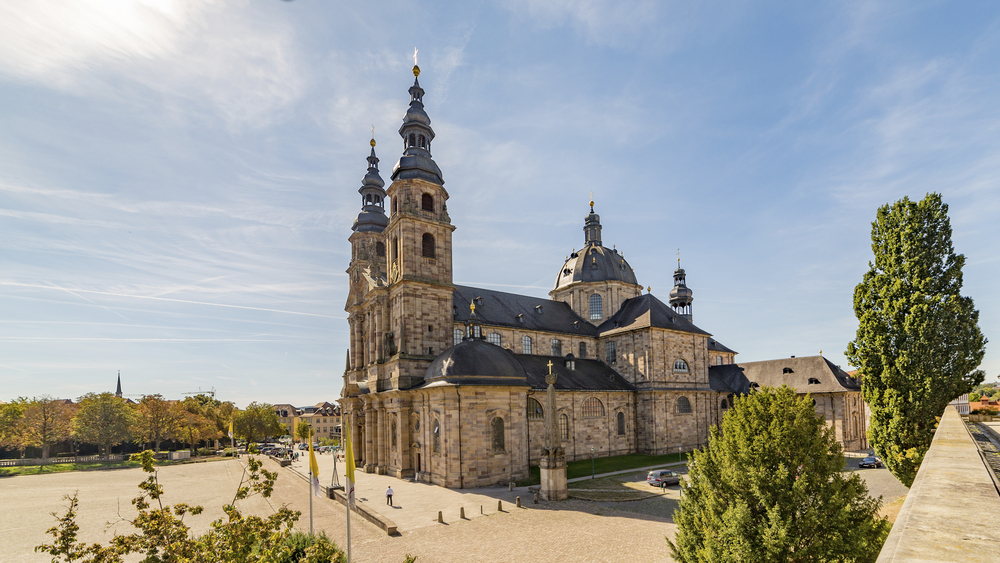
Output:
(846, 193), (986, 486)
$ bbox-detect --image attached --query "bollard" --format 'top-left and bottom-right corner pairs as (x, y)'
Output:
(516, 496), (521, 508)
(498, 500), (503, 512)
(460, 507), (465, 519)
(533, 492), (539, 504)
(438, 510), (443, 523)
(480, 505), (483, 514)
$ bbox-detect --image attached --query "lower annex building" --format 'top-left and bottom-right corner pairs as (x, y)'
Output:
(339, 65), (866, 488)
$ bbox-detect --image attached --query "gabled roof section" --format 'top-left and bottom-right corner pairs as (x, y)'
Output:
(454, 285), (598, 336)
(721, 355), (861, 394)
(708, 364), (753, 394)
(707, 338), (737, 354)
(597, 293), (710, 336)
(516, 355), (634, 392)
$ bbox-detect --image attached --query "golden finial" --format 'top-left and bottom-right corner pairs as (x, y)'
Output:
(677, 248), (681, 268)
(413, 47), (420, 76)
(819, 349), (823, 357)
(647, 286), (651, 293)
(589, 190), (594, 211)
(470, 299), (475, 314)
(370, 125), (376, 147)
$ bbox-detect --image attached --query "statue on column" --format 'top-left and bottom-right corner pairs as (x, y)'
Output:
(539, 360), (568, 500)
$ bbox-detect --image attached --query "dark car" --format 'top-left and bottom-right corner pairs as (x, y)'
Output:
(859, 455), (883, 468)
(647, 469), (680, 487)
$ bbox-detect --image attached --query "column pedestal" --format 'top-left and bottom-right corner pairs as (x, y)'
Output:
(539, 448), (568, 501)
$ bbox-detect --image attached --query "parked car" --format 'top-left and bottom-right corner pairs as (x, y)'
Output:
(859, 455), (883, 468)
(647, 469), (680, 487)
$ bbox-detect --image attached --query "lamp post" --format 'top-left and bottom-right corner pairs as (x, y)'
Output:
(591, 447), (595, 479)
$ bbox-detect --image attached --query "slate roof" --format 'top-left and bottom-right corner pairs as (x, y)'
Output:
(553, 244), (639, 290)
(710, 355), (861, 395)
(453, 285), (598, 336)
(707, 338), (737, 354)
(707, 364), (753, 394)
(597, 293), (710, 337)
(516, 355), (635, 392)
(421, 340), (530, 388)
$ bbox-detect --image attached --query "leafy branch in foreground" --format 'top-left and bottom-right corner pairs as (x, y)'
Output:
(36, 449), (342, 563)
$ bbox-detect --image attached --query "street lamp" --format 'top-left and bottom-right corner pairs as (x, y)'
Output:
(591, 447), (595, 479)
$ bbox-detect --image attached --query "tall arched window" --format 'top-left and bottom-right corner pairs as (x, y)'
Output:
(673, 359), (689, 372)
(454, 329), (464, 345)
(421, 233), (435, 258)
(676, 396), (692, 414)
(606, 341), (617, 364)
(582, 397), (605, 418)
(551, 339), (562, 356)
(421, 193), (434, 211)
(408, 133), (416, 147)
(491, 417), (505, 453)
(392, 236), (398, 261)
(589, 293), (603, 320)
(390, 414), (397, 450)
(559, 413), (569, 440)
(433, 419), (440, 453)
(616, 411), (625, 436)
(418, 134), (426, 149)
(487, 333), (501, 346)
(527, 398), (543, 419)
(376, 242), (385, 257)
(522, 335), (532, 354)
(578, 341), (587, 358)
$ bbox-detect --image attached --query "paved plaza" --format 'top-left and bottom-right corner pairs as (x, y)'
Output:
(2, 454), (909, 563)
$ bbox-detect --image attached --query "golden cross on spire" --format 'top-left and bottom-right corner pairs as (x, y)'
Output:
(547, 360), (553, 374)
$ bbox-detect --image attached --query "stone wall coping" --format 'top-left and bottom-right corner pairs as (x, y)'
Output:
(876, 406), (1000, 562)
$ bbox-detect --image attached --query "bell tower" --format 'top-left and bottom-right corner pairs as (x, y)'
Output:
(668, 254), (693, 322)
(382, 63), (456, 390)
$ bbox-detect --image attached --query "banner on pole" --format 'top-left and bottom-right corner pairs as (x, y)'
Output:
(345, 422), (356, 507)
(309, 438), (322, 497)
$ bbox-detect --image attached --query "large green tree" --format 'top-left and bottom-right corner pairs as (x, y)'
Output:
(846, 193), (987, 486)
(232, 402), (283, 443)
(0, 398), (28, 457)
(668, 386), (889, 563)
(135, 394), (183, 452)
(22, 396), (75, 459)
(73, 393), (137, 458)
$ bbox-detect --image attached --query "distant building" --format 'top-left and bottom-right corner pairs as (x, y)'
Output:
(949, 393), (970, 415)
(272, 402), (341, 440)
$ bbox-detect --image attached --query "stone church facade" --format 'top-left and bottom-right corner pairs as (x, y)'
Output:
(339, 66), (866, 488)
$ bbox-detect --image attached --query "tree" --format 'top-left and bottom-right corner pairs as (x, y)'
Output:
(73, 393), (136, 458)
(136, 395), (184, 452)
(178, 397), (221, 453)
(0, 398), (28, 457)
(846, 193), (987, 486)
(668, 386), (889, 563)
(232, 402), (283, 443)
(21, 396), (75, 459)
(295, 421), (313, 444)
(969, 392), (982, 403)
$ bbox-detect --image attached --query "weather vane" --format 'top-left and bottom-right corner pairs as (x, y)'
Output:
(413, 48), (420, 76)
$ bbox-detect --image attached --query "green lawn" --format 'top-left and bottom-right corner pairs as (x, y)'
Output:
(0, 457), (198, 477)
(516, 452), (688, 486)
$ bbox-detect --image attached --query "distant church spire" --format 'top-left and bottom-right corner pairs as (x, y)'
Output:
(669, 253), (694, 321)
(584, 198), (602, 246)
(392, 59), (444, 184)
(115, 371), (122, 398)
(351, 134), (389, 233)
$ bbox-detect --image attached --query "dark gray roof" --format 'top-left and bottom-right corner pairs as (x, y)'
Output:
(422, 340), (529, 387)
(454, 285), (598, 336)
(597, 294), (710, 336)
(713, 355), (861, 394)
(708, 364), (753, 394)
(553, 244), (639, 290)
(516, 355), (634, 391)
(707, 338), (737, 354)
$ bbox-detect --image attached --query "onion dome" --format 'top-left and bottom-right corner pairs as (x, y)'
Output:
(391, 65), (444, 185)
(553, 202), (638, 290)
(669, 258), (693, 321)
(352, 138), (389, 233)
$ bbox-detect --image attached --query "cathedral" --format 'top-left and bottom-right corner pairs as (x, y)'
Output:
(339, 65), (866, 488)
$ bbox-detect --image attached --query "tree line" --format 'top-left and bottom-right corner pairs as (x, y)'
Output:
(0, 393), (288, 459)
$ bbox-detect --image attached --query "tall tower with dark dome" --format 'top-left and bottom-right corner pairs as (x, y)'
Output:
(669, 257), (693, 321)
(550, 201), (642, 326)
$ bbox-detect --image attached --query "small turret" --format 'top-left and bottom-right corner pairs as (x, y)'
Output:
(352, 136), (389, 233)
(669, 253), (693, 321)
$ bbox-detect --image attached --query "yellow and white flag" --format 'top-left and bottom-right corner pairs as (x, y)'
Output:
(309, 438), (321, 497)
(345, 422), (356, 507)
(227, 420), (234, 439)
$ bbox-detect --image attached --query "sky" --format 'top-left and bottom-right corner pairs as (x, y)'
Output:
(1, 0), (997, 408)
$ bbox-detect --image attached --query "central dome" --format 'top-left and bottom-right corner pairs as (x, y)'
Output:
(554, 244), (638, 290)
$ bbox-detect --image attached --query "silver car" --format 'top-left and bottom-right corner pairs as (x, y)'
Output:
(647, 469), (680, 487)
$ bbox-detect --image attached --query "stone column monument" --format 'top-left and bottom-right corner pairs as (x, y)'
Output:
(539, 361), (568, 500)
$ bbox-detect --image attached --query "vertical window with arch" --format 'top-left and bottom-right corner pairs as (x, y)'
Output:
(421, 193), (434, 212)
(676, 396), (692, 414)
(551, 339), (562, 356)
(589, 293), (603, 320)
(527, 398), (543, 419)
(522, 335), (532, 354)
(487, 333), (502, 346)
(421, 233), (435, 258)
(582, 397), (605, 418)
(408, 133), (416, 148)
(392, 236), (399, 261)
(578, 341), (587, 358)
(376, 242), (385, 257)
(454, 328), (464, 345)
(616, 411), (625, 436)
(606, 341), (617, 364)
(390, 414), (397, 450)
(559, 413), (569, 441)
(432, 419), (440, 453)
(392, 197), (397, 214)
(491, 417), (505, 453)
(418, 134), (426, 149)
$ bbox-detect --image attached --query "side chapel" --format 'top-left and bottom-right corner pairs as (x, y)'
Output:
(339, 65), (866, 488)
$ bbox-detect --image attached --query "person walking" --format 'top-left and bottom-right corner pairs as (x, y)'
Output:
(386, 486), (394, 506)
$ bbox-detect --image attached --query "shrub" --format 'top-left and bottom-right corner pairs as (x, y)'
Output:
(195, 447), (214, 457)
(971, 408), (999, 416)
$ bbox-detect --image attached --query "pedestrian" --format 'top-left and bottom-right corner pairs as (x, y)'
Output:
(386, 486), (394, 506)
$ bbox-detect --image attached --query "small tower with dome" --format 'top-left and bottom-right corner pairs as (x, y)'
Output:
(669, 254), (694, 321)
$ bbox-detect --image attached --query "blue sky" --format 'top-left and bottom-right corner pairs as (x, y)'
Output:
(1, 0), (997, 408)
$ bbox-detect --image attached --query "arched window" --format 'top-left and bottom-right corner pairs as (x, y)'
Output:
(421, 233), (435, 258)
(418, 134), (426, 148)
(721, 399), (729, 410)
(408, 133), (416, 147)
(392, 197), (397, 214)
(390, 415), (397, 450)
(454, 329), (464, 345)
(579, 341), (587, 358)
(559, 413), (569, 440)
(421, 193), (434, 211)
(433, 419), (440, 453)
(522, 335), (532, 354)
(491, 417), (505, 453)
(392, 236), (398, 261)
(606, 341), (616, 364)
(487, 333), (501, 346)
(673, 359), (689, 372)
(716, 356), (723, 366)
(582, 397), (605, 418)
(808, 377), (821, 385)
(676, 396), (692, 414)
(589, 293), (603, 320)
(376, 242), (385, 257)
(616, 411), (625, 436)
(551, 339), (562, 356)
(527, 398), (543, 419)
